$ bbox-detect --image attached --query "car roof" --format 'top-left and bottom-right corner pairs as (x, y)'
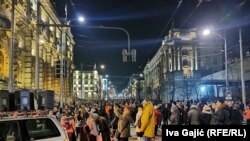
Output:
(0, 111), (54, 121)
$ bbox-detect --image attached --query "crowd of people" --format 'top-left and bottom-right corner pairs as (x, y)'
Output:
(46, 97), (250, 141)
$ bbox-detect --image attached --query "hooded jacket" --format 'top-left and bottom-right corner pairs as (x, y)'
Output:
(140, 101), (154, 138)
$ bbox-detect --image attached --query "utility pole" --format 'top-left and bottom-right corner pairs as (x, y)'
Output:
(34, 0), (40, 110)
(60, 27), (66, 109)
(239, 28), (246, 108)
(8, 0), (15, 93)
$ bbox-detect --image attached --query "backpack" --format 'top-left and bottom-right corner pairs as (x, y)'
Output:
(65, 119), (72, 130)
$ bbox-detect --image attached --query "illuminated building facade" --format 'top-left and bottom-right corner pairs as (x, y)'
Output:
(73, 70), (102, 100)
(144, 28), (223, 101)
(0, 0), (75, 103)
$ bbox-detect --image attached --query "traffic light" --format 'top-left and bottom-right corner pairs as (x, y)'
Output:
(122, 49), (128, 62)
(131, 49), (136, 62)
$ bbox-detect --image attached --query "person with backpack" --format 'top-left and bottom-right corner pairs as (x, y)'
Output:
(61, 110), (76, 141)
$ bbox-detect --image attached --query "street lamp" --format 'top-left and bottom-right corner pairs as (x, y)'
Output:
(78, 16), (85, 23)
(100, 64), (105, 70)
(203, 28), (229, 89)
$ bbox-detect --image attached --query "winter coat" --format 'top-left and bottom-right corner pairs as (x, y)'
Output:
(169, 105), (180, 125)
(200, 105), (212, 125)
(229, 108), (243, 125)
(153, 108), (161, 125)
(96, 116), (110, 134)
(244, 109), (250, 120)
(61, 116), (76, 134)
(140, 101), (154, 138)
(210, 104), (229, 125)
(187, 105), (200, 125)
(134, 108), (143, 133)
(86, 116), (99, 137)
(114, 106), (131, 138)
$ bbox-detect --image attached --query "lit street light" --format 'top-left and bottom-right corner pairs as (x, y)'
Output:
(78, 16), (85, 23)
(100, 64), (105, 70)
(202, 29), (210, 36)
(203, 28), (229, 89)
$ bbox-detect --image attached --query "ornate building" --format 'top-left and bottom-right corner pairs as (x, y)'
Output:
(0, 0), (75, 103)
(143, 28), (223, 102)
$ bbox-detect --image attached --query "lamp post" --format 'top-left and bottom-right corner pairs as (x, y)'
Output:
(8, 0), (16, 93)
(203, 29), (229, 89)
(239, 28), (246, 108)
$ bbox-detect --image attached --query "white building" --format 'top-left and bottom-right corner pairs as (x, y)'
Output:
(73, 70), (101, 100)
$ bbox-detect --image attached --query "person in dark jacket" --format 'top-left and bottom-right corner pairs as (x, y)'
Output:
(96, 116), (111, 141)
(210, 99), (230, 125)
(200, 103), (212, 125)
(226, 102), (243, 125)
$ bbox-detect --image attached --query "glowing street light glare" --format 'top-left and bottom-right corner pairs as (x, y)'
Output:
(203, 29), (211, 36)
(100, 64), (105, 69)
(78, 16), (85, 22)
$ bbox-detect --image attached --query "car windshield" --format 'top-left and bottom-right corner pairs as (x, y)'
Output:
(24, 118), (61, 140)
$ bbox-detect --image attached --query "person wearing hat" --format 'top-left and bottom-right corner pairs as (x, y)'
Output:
(210, 98), (230, 125)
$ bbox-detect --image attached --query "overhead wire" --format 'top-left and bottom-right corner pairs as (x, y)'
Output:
(138, 0), (183, 70)
(180, 0), (204, 28)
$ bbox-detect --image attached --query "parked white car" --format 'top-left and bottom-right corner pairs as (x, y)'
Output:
(0, 114), (69, 141)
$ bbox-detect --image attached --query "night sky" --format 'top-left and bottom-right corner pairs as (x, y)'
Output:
(51, 0), (250, 92)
